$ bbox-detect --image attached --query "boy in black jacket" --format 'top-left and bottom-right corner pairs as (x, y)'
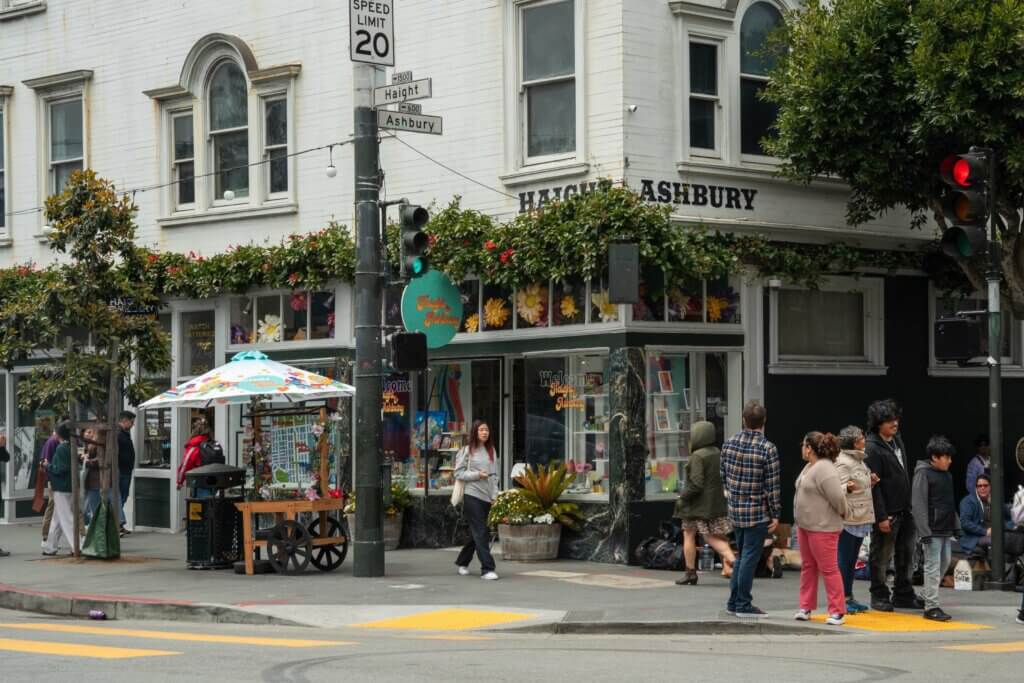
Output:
(912, 436), (961, 622)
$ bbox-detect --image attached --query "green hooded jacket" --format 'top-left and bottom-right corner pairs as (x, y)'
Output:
(673, 421), (728, 521)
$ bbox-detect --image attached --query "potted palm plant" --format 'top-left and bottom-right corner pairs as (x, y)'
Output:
(487, 462), (583, 561)
(343, 482), (411, 551)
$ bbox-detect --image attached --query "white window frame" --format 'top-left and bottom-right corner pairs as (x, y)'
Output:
(207, 59), (250, 207)
(23, 70), (92, 236)
(737, 0), (785, 164)
(500, 0), (588, 186)
(148, 36), (299, 227)
(47, 95), (85, 195)
(0, 88), (9, 238)
(927, 282), (1024, 377)
(260, 94), (290, 200)
(769, 275), (887, 376)
(685, 36), (723, 159)
(170, 108), (196, 211)
(226, 287), (341, 352)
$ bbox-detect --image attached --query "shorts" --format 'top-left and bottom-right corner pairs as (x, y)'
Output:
(680, 516), (732, 537)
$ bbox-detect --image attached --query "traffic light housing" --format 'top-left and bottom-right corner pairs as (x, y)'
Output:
(400, 204), (430, 278)
(938, 152), (989, 259)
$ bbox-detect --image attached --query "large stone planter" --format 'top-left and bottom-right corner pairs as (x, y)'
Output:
(498, 523), (561, 561)
(346, 513), (403, 551)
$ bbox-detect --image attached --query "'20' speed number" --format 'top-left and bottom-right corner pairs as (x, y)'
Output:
(350, 1), (395, 66)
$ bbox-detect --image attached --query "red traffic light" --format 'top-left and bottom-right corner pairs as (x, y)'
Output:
(940, 153), (986, 188)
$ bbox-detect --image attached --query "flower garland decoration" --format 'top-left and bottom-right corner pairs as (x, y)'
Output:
(559, 294), (580, 321)
(590, 290), (618, 323)
(257, 314), (282, 343)
(516, 282), (546, 325)
(464, 313), (480, 333)
(483, 297), (510, 328)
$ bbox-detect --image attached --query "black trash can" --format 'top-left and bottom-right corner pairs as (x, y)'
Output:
(185, 464), (245, 569)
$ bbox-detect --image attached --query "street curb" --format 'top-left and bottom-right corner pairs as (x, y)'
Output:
(497, 619), (837, 636)
(0, 585), (307, 627)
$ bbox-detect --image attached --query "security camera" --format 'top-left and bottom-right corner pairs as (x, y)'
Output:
(625, 104), (638, 113)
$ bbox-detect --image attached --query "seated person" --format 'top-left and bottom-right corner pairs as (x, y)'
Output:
(959, 473), (1015, 557)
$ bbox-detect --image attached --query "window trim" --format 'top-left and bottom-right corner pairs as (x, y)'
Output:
(261, 94), (290, 200)
(927, 282), (1024, 378)
(501, 0), (587, 182)
(737, 0), (785, 163)
(0, 0), (46, 21)
(0, 87), (10, 237)
(769, 275), (887, 376)
(170, 109), (196, 211)
(207, 59), (250, 206)
(46, 95), (85, 195)
(685, 36), (724, 159)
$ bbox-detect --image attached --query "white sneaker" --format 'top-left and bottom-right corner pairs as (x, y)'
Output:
(457, 566), (470, 576)
(794, 609), (811, 621)
(825, 613), (845, 626)
(481, 571), (499, 581)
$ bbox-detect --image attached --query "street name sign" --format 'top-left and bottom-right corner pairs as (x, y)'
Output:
(349, 0), (394, 66)
(373, 78), (432, 107)
(377, 109), (443, 135)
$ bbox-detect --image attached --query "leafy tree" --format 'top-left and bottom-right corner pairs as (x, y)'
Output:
(763, 0), (1024, 313)
(0, 170), (170, 419)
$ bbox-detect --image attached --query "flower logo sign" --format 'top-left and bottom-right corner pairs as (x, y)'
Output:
(400, 270), (464, 349)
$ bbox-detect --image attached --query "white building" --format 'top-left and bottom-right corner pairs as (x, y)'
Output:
(6, 2), (996, 555)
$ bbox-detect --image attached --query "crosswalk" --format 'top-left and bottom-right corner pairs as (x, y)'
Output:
(0, 621), (354, 660)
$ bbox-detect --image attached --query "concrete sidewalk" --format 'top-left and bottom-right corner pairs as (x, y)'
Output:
(1, 523), (1020, 635)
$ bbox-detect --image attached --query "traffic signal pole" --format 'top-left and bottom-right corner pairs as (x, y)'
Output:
(978, 146), (1011, 590)
(352, 61), (385, 577)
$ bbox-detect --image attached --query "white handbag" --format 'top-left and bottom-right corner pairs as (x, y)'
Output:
(451, 446), (468, 506)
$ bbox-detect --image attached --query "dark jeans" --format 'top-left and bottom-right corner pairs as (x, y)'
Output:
(837, 530), (865, 600)
(869, 510), (917, 603)
(455, 494), (495, 574)
(118, 472), (132, 525)
(728, 521), (768, 612)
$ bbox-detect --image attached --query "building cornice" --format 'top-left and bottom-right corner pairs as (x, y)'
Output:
(23, 69), (93, 91)
(668, 1), (738, 24)
(249, 63), (302, 84)
(143, 84), (191, 101)
(0, 85), (12, 97)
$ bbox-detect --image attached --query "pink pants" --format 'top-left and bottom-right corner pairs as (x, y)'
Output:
(797, 527), (845, 616)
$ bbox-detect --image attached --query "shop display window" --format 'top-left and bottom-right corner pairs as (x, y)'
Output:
(522, 353), (609, 500)
(9, 375), (58, 498)
(667, 279), (704, 322)
(646, 353), (692, 498)
(459, 279), (481, 333)
(663, 277), (742, 324)
(394, 358), (503, 495)
(590, 276), (619, 323)
(481, 284), (513, 331)
(230, 290), (336, 345)
(140, 390), (172, 469)
(633, 269), (666, 322)
(706, 276), (741, 324)
(552, 277), (585, 326)
(181, 310), (215, 377)
(516, 281), (550, 328)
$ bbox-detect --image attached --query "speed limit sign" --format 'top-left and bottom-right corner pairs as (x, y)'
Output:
(350, 0), (395, 66)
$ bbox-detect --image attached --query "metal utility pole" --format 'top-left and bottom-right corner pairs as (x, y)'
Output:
(978, 146), (1011, 590)
(352, 60), (385, 577)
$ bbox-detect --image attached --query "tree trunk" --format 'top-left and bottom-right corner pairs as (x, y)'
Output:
(106, 346), (122, 533)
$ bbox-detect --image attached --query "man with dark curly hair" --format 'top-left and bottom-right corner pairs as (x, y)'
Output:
(865, 399), (923, 612)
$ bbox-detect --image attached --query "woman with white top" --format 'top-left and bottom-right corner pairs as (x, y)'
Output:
(454, 420), (500, 580)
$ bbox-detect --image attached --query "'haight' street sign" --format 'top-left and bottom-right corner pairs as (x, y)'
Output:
(373, 78), (432, 107)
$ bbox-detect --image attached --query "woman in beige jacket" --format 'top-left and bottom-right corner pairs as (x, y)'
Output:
(835, 425), (877, 614)
(793, 431), (848, 625)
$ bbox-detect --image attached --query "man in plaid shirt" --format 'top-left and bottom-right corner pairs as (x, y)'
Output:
(720, 400), (781, 617)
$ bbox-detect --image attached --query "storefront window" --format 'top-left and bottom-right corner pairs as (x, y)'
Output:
(590, 277), (619, 323)
(668, 279), (704, 322)
(523, 353), (609, 500)
(459, 279), (481, 333)
(231, 290), (337, 345)
(181, 310), (215, 377)
(481, 284), (513, 331)
(646, 352), (691, 499)
(10, 375), (58, 499)
(399, 358), (503, 495)
(707, 276), (741, 324)
(140, 314), (172, 469)
(552, 277), (585, 326)
(516, 281), (550, 328)
(633, 269), (666, 322)
(662, 277), (742, 324)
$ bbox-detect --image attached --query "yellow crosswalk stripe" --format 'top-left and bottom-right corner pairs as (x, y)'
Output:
(942, 641), (1024, 653)
(0, 637), (179, 659)
(0, 623), (354, 648)
(351, 608), (536, 631)
(809, 612), (991, 632)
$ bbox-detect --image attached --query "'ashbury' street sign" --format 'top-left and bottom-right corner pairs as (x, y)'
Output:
(377, 109), (443, 136)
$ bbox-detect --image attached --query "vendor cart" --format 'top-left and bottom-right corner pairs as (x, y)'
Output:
(235, 497), (348, 575)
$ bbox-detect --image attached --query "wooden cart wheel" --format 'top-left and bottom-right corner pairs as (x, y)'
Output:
(307, 517), (349, 571)
(266, 520), (312, 575)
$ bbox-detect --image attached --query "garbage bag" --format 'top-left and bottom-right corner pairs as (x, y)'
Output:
(82, 498), (121, 559)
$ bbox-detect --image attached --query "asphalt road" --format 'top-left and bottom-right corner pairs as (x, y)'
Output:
(2, 608), (1023, 682)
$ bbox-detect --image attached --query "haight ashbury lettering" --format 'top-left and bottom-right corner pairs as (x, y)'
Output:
(518, 178), (757, 213)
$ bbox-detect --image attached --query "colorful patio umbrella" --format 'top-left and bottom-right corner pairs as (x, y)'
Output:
(138, 351), (355, 409)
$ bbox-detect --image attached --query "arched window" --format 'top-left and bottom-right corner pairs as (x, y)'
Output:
(740, 2), (783, 156)
(209, 61), (249, 199)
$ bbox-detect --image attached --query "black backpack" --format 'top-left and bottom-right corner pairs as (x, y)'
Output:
(199, 440), (225, 466)
(634, 537), (683, 570)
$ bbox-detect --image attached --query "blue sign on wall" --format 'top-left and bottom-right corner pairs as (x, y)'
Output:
(400, 270), (463, 349)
